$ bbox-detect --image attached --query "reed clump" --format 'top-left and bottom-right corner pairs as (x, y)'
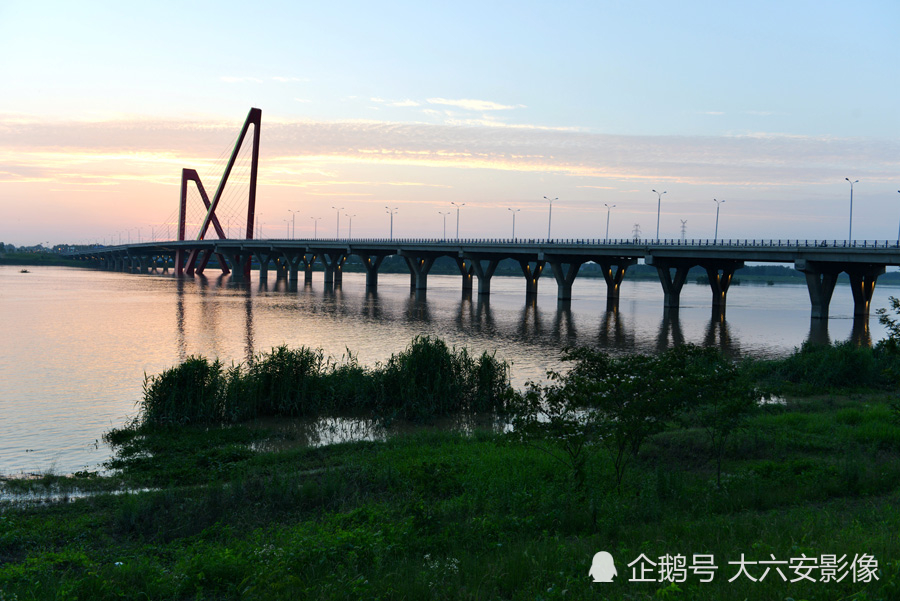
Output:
(138, 336), (510, 426)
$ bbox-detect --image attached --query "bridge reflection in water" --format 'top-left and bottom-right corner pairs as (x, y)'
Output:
(169, 270), (879, 384)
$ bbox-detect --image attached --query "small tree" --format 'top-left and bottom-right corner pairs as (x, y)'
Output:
(510, 348), (690, 494)
(676, 348), (760, 487)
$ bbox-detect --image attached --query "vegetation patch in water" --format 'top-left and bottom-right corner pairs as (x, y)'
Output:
(137, 335), (511, 427)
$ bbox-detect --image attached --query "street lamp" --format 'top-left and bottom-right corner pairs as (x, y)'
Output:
(508, 208), (520, 240)
(713, 199), (725, 242)
(604, 203), (616, 241)
(652, 189), (667, 240)
(544, 196), (557, 240)
(289, 209), (300, 239)
(896, 190), (900, 245)
(283, 219), (291, 238)
(451, 202), (465, 239)
(846, 178), (858, 241)
(331, 206), (344, 238)
(438, 211), (450, 239)
(346, 214), (355, 239)
(385, 207), (398, 240)
(310, 216), (321, 239)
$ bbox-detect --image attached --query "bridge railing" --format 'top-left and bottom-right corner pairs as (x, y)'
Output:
(252, 237), (900, 249)
(69, 238), (900, 253)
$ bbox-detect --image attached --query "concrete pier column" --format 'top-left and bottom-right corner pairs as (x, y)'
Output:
(362, 255), (386, 290)
(795, 259), (840, 319)
(703, 260), (744, 315)
(253, 251), (274, 282)
(223, 251), (246, 282)
(470, 257), (501, 297)
(519, 260), (546, 297)
(300, 252), (318, 284)
(646, 256), (694, 309)
(403, 254), (436, 299)
(847, 264), (885, 317)
(138, 256), (150, 274)
(548, 259), (584, 302)
(281, 252), (304, 284)
(598, 258), (637, 309)
(274, 257), (289, 279)
(454, 256), (474, 293)
(322, 252), (347, 286)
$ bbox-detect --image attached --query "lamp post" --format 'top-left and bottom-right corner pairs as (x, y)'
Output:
(897, 190), (900, 246)
(385, 207), (398, 240)
(652, 189), (667, 240)
(310, 216), (321, 239)
(283, 219), (290, 238)
(713, 198), (725, 242)
(346, 214), (355, 239)
(544, 196), (557, 240)
(604, 203), (615, 241)
(846, 178), (858, 241)
(451, 202), (465, 239)
(289, 209), (300, 239)
(508, 208), (520, 240)
(438, 211), (450, 239)
(331, 206), (344, 238)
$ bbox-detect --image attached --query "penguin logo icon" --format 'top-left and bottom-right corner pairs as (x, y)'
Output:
(589, 551), (617, 582)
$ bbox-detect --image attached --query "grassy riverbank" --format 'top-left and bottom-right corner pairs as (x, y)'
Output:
(2, 342), (900, 600)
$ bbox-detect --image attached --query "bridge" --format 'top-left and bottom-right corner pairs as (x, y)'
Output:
(59, 107), (900, 323)
(66, 236), (900, 321)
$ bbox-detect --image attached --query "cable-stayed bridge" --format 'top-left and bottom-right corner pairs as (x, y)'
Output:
(63, 108), (900, 322)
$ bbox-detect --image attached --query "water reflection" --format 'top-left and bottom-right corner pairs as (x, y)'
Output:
(2, 266), (894, 476)
(597, 308), (635, 351)
(656, 308), (685, 351)
(850, 316), (872, 347)
(703, 311), (734, 353)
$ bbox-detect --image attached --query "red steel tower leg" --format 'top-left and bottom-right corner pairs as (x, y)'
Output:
(176, 108), (261, 281)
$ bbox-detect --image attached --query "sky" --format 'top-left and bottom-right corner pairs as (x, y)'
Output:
(1, 0), (898, 246)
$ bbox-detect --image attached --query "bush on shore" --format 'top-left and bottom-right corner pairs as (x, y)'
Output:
(138, 336), (511, 427)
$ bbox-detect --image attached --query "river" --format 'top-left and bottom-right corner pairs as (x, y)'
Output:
(0, 264), (893, 476)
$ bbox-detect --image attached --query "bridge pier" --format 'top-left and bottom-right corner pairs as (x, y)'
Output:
(598, 258), (636, 310)
(548, 258), (584, 302)
(297, 252), (317, 284)
(795, 260), (840, 319)
(221, 249), (252, 283)
(402, 253), (437, 297)
(322, 252), (346, 287)
(470, 257), (501, 296)
(361, 255), (386, 290)
(646, 256), (694, 309)
(519, 260), (545, 297)
(253, 250), (276, 282)
(847, 264), (885, 317)
(454, 256), (474, 294)
(704, 260), (744, 315)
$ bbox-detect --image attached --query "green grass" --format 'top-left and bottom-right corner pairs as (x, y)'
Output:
(4, 340), (900, 599)
(3, 392), (900, 600)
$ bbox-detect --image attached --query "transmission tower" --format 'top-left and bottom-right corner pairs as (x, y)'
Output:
(632, 223), (641, 242)
(680, 219), (687, 241)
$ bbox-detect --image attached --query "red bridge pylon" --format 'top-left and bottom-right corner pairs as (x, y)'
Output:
(176, 107), (261, 280)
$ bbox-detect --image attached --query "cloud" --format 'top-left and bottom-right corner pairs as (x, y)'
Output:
(1, 114), (898, 195)
(426, 98), (525, 111)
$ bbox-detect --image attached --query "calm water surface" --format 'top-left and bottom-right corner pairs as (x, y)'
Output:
(0, 265), (893, 476)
